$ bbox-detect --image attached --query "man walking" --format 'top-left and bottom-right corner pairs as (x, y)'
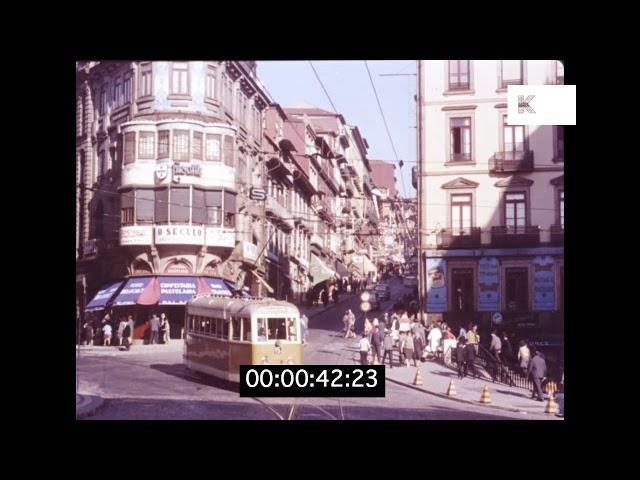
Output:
(359, 333), (371, 366)
(528, 346), (547, 401)
(382, 329), (395, 368)
(149, 314), (160, 345)
(490, 328), (502, 362)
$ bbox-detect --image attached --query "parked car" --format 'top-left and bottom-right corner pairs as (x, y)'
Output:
(374, 283), (391, 301)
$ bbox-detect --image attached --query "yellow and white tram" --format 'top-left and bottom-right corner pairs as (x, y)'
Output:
(184, 294), (303, 382)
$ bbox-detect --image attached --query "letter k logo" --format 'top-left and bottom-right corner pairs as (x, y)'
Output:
(518, 95), (535, 114)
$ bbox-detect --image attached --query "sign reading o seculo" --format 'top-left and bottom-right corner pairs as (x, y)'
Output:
(155, 226), (204, 245)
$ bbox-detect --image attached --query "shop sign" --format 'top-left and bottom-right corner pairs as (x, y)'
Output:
(155, 225), (204, 245)
(478, 257), (500, 311)
(120, 226), (153, 246)
(205, 228), (235, 248)
(533, 255), (555, 311)
(426, 257), (447, 312)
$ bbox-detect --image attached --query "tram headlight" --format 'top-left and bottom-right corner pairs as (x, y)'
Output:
(286, 356), (295, 365)
(261, 356), (269, 365)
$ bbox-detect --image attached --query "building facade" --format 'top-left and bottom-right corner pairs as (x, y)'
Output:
(418, 60), (564, 336)
(76, 61), (270, 336)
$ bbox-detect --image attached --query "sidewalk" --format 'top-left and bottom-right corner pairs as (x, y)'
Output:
(384, 358), (562, 418)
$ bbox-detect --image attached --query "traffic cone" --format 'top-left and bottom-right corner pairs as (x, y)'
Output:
(479, 385), (492, 404)
(446, 379), (457, 396)
(544, 392), (558, 414)
(413, 367), (423, 385)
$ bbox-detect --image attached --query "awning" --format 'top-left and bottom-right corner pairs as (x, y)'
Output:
(85, 281), (125, 311)
(349, 255), (377, 276)
(111, 276), (234, 306)
(310, 253), (336, 287)
(335, 260), (349, 279)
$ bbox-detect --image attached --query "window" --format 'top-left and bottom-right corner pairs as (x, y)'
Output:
(192, 188), (205, 224)
(100, 85), (107, 116)
(451, 194), (472, 234)
(123, 71), (132, 104)
(556, 126), (564, 161)
(205, 66), (216, 100)
(136, 190), (154, 223)
(505, 192), (527, 232)
(231, 318), (241, 341)
(501, 60), (523, 88)
(242, 318), (251, 341)
(138, 132), (155, 159)
(139, 62), (153, 98)
(226, 78), (233, 111)
(98, 150), (106, 178)
(170, 62), (190, 95)
(448, 60), (470, 90)
(206, 190), (222, 225)
(452, 268), (474, 312)
(113, 76), (122, 107)
(173, 130), (190, 161)
(124, 132), (136, 164)
(121, 190), (134, 226)
(155, 188), (168, 223)
(95, 201), (104, 239)
(556, 61), (564, 85)
(505, 267), (528, 312)
(223, 136), (234, 167)
(503, 115), (525, 159)
(449, 117), (472, 162)
(224, 191), (236, 228)
(205, 134), (221, 161)
(193, 131), (203, 160)
(170, 187), (190, 223)
(158, 130), (170, 159)
(559, 190), (564, 229)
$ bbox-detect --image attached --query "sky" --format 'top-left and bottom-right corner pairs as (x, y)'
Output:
(257, 60), (417, 199)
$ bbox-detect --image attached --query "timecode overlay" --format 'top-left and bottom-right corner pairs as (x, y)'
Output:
(239, 365), (386, 397)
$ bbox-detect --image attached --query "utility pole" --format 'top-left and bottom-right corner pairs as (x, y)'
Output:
(416, 60), (426, 325)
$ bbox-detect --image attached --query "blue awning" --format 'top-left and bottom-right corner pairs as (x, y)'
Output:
(85, 281), (125, 311)
(110, 276), (235, 306)
(203, 277), (234, 296)
(111, 277), (154, 306)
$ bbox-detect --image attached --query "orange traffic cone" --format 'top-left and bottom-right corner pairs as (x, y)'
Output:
(413, 367), (423, 386)
(479, 385), (492, 404)
(544, 392), (558, 414)
(446, 380), (457, 396)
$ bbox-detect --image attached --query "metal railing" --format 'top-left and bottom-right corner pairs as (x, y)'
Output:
(489, 150), (534, 173)
(448, 344), (534, 390)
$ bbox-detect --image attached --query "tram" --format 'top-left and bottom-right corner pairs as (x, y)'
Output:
(184, 294), (303, 382)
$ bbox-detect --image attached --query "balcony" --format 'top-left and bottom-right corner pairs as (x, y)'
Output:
(314, 198), (335, 224)
(436, 228), (482, 249)
(265, 196), (294, 230)
(549, 224), (564, 246)
(489, 150), (534, 173)
(491, 225), (540, 248)
(266, 154), (294, 179)
(293, 213), (312, 232)
(447, 153), (473, 164)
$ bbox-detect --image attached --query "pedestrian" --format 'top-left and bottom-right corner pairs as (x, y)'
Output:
(401, 331), (416, 367)
(527, 346), (547, 401)
(322, 289), (329, 308)
(390, 314), (400, 346)
(127, 315), (135, 341)
(371, 325), (384, 364)
(102, 321), (112, 346)
(427, 322), (442, 360)
(342, 310), (350, 335)
(456, 337), (467, 378)
(464, 337), (477, 378)
(364, 317), (373, 342)
(300, 314), (309, 344)
(490, 328), (502, 362)
(83, 322), (94, 346)
(501, 331), (513, 364)
(359, 333), (371, 366)
(458, 325), (467, 341)
(518, 340), (531, 376)
(148, 314), (160, 345)
(382, 329), (395, 368)
(466, 324), (480, 355)
(411, 319), (425, 363)
(442, 326), (458, 366)
(121, 319), (132, 351)
(332, 287), (339, 304)
(160, 313), (170, 344)
(117, 317), (127, 346)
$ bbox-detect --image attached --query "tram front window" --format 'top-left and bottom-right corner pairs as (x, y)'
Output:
(256, 318), (293, 341)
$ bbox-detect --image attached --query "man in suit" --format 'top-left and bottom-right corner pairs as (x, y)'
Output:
(528, 346), (548, 401)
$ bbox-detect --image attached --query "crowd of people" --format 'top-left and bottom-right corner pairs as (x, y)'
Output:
(80, 312), (172, 349)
